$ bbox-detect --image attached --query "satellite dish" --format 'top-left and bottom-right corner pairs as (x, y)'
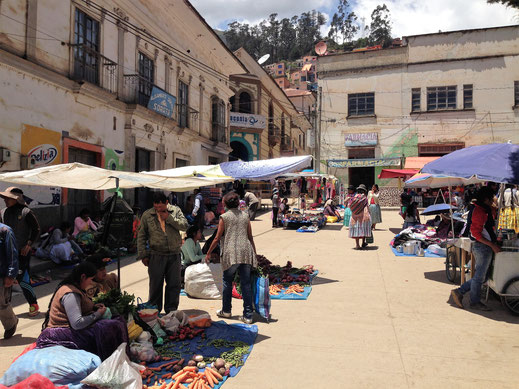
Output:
(315, 41), (327, 56)
(258, 54), (270, 65)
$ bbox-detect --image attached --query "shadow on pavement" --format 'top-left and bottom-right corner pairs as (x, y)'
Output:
(424, 270), (456, 285)
(324, 224), (344, 231)
(311, 276), (340, 286)
(1, 335), (38, 347)
(446, 291), (519, 324)
(389, 228), (402, 234)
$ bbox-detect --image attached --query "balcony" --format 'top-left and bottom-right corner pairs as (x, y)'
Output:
(71, 44), (117, 94)
(268, 125), (281, 146)
(211, 123), (227, 144)
(280, 135), (295, 155)
(122, 74), (154, 107)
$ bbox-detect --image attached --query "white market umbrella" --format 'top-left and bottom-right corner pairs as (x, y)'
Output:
(0, 163), (223, 191)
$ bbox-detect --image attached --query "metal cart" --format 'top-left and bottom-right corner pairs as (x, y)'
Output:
(485, 246), (519, 315)
(445, 238), (474, 284)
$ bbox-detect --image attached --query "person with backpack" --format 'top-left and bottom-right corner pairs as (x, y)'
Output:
(0, 187), (40, 317)
(0, 222), (19, 339)
(348, 184), (372, 250)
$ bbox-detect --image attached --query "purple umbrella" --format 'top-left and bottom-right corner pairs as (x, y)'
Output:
(421, 142), (519, 185)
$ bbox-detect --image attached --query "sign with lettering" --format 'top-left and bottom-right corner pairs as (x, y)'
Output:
(21, 124), (61, 168)
(327, 157), (401, 168)
(344, 132), (378, 147)
(148, 86), (176, 119)
(230, 112), (266, 129)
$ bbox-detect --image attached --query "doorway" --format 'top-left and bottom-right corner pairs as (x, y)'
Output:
(348, 147), (375, 190)
(230, 141), (250, 161)
(135, 148), (151, 211)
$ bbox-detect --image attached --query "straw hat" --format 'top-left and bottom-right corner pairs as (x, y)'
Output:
(356, 184), (367, 193)
(0, 187), (27, 206)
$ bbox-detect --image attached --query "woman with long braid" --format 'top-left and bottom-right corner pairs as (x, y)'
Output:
(36, 262), (128, 360)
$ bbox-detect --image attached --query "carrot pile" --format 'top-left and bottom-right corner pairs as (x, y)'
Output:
(283, 284), (304, 296)
(269, 284), (283, 295)
(143, 366), (224, 389)
(140, 359), (185, 386)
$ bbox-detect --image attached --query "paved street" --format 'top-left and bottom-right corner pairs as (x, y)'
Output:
(2, 209), (519, 388)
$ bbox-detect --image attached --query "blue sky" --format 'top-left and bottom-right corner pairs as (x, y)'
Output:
(191, 0), (516, 38)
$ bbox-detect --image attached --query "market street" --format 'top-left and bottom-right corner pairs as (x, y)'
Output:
(2, 209), (519, 388)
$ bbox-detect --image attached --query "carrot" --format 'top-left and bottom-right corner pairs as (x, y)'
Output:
(183, 366), (198, 372)
(185, 378), (194, 383)
(187, 378), (197, 389)
(204, 370), (215, 387)
(171, 370), (187, 380)
(165, 381), (175, 389)
(207, 368), (223, 381)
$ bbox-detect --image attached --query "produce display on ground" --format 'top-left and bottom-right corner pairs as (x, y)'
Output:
(233, 256), (318, 301)
(141, 321), (257, 388)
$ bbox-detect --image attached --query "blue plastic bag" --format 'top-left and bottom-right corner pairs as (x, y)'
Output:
(252, 275), (271, 321)
(0, 346), (101, 388)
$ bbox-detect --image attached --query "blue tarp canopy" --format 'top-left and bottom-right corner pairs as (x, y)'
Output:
(421, 142), (519, 185)
(220, 155), (312, 180)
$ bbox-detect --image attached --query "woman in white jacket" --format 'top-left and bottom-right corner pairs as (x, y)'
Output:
(367, 184), (382, 230)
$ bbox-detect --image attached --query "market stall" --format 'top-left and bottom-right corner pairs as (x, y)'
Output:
(421, 142), (519, 314)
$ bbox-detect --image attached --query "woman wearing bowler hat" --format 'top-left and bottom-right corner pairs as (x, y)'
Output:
(348, 184), (372, 249)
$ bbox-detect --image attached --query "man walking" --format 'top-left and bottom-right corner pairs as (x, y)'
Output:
(0, 222), (19, 339)
(243, 191), (260, 221)
(192, 189), (206, 240)
(138, 192), (188, 313)
(0, 187), (40, 317)
(272, 187), (280, 228)
(451, 186), (500, 311)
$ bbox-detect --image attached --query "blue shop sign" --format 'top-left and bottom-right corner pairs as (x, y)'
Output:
(147, 86), (176, 118)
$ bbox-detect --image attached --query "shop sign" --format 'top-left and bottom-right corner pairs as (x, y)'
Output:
(147, 86), (176, 118)
(21, 124), (62, 168)
(327, 157), (401, 168)
(344, 132), (378, 147)
(230, 112), (266, 129)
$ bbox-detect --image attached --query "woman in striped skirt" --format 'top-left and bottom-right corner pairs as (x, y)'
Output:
(349, 185), (372, 249)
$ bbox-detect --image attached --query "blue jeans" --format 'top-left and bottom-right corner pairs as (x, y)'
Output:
(222, 264), (253, 319)
(458, 241), (493, 304)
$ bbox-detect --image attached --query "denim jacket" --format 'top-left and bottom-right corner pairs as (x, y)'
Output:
(0, 222), (19, 278)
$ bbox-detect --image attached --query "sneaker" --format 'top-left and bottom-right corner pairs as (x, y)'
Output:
(469, 301), (492, 311)
(216, 309), (231, 318)
(451, 289), (464, 309)
(4, 317), (18, 339)
(29, 304), (39, 317)
(239, 316), (253, 324)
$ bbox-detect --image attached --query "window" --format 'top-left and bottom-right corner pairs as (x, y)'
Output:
(418, 142), (464, 156)
(463, 84), (473, 109)
(208, 156), (219, 165)
(411, 88), (421, 112)
(178, 81), (189, 128)
(303, 133), (306, 149)
(348, 93), (375, 116)
(211, 97), (226, 143)
(73, 9), (100, 85)
(175, 158), (189, 168)
(427, 86), (456, 111)
(138, 53), (154, 106)
(515, 81), (519, 106)
(238, 91), (252, 114)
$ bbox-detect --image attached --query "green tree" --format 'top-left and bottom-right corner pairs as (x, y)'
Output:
(369, 4), (392, 47)
(487, 0), (519, 8)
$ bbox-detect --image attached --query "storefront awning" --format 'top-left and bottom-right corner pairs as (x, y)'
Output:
(378, 169), (418, 179)
(404, 157), (440, 170)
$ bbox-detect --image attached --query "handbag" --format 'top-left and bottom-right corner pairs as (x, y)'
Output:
(252, 275), (271, 322)
(136, 297), (157, 311)
(365, 235), (374, 244)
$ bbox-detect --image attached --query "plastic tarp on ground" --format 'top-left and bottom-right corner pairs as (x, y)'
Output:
(220, 155), (312, 180)
(390, 245), (443, 258)
(145, 321), (257, 388)
(0, 163), (226, 191)
(270, 270), (319, 300)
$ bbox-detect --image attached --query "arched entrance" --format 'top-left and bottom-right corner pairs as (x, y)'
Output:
(230, 140), (250, 161)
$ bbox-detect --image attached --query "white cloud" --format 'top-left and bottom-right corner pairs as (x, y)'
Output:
(190, 0), (334, 28)
(351, 0), (516, 38)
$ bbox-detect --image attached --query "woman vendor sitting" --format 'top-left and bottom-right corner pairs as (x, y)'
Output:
(37, 262), (128, 360)
(85, 254), (118, 298)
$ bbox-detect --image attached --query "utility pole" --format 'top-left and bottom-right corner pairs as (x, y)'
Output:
(316, 86), (322, 173)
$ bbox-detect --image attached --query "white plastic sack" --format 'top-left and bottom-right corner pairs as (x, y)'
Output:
(82, 343), (144, 389)
(184, 263), (223, 299)
(129, 341), (157, 362)
(158, 310), (188, 332)
(428, 244), (446, 256)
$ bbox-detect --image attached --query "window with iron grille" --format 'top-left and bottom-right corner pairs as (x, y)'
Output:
(463, 84), (473, 109)
(348, 93), (375, 116)
(411, 88), (421, 112)
(515, 81), (519, 106)
(73, 9), (100, 85)
(427, 86), (456, 111)
(211, 97), (226, 143)
(178, 81), (189, 128)
(418, 143), (464, 156)
(138, 53), (154, 106)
